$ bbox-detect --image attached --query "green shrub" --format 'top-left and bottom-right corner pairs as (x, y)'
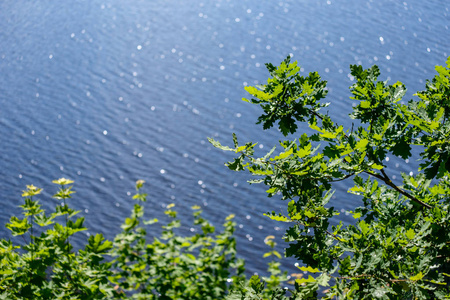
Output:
(109, 180), (246, 299)
(0, 179), (114, 299)
(0, 179), (247, 299)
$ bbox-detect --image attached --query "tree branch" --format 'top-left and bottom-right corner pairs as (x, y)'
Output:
(365, 169), (432, 209)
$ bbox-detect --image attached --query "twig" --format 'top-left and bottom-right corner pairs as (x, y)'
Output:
(365, 169), (432, 209)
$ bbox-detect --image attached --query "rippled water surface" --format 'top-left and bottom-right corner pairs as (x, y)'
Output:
(1, 0), (449, 275)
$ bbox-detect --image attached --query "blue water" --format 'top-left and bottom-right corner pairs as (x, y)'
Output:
(1, 0), (449, 276)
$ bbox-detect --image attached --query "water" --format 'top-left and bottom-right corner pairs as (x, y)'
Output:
(1, 0), (449, 276)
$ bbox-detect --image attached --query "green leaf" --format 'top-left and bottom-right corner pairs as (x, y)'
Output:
(304, 211), (315, 218)
(244, 86), (272, 101)
(358, 220), (371, 236)
(52, 178), (74, 185)
(296, 275), (316, 285)
(235, 145), (246, 153)
(405, 228), (415, 240)
(310, 123), (323, 133)
(121, 217), (138, 231)
(316, 273), (330, 287)
(352, 212), (362, 219)
(321, 131), (338, 139)
(34, 214), (54, 227)
(371, 163), (384, 170)
(0, 270), (14, 275)
(143, 218), (158, 225)
(248, 168), (273, 175)
(410, 272), (424, 281)
(207, 137), (234, 151)
(132, 193), (147, 201)
(266, 187), (277, 194)
(22, 185), (43, 197)
(291, 170), (308, 176)
(6, 216), (30, 236)
(136, 179), (145, 189)
(272, 251), (282, 259)
(297, 143), (312, 158)
(299, 266), (320, 273)
(355, 139), (369, 151)
(264, 212), (290, 222)
(225, 214), (235, 221)
(186, 253), (196, 261)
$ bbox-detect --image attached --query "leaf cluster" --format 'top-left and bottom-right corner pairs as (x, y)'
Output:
(211, 56), (450, 299)
(0, 180), (250, 299)
(0, 181), (114, 299)
(109, 183), (246, 299)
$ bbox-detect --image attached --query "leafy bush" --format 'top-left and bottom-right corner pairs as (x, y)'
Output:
(0, 179), (246, 299)
(0, 179), (114, 299)
(109, 180), (245, 299)
(212, 56), (450, 299)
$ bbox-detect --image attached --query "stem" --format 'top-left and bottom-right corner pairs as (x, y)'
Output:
(335, 274), (374, 280)
(335, 274), (411, 283)
(21, 235), (28, 247)
(329, 173), (355, 183)
(325, 230), (345, 243)
(30, 214), (34, 268)
(365, 169), (432, 209)
(65, 198), (70, 253)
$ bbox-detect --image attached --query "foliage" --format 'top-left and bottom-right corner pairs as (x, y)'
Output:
(0, 179), (247, 299)
(210, 56), (450, 299)
(2, 56), (449, 300)
(227, 236), (294, 300)
(0, 179), (114, 299)
(109, 180), (246, 299)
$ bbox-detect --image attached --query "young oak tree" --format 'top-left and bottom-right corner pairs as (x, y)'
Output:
(210, 56), (450, 299)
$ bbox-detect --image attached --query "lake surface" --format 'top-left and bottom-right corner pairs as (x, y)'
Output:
(1, 0), (449, 276)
